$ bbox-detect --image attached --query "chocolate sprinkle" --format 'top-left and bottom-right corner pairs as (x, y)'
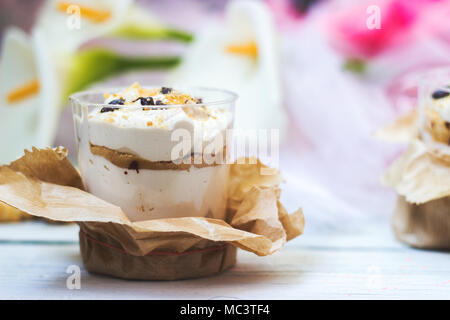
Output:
(100, 107), (120, 113)
(161, 87), (172, 94)
(155, 100), (164, 105)
(135, 97), (155, 106)
(108, 98), (125, 105)
(432, 90), (450, 99)
(128, 160), (139, 173)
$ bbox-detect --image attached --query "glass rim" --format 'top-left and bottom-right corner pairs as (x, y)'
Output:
(69, 85), (239, 109)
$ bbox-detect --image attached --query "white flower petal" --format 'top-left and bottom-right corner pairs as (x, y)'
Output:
(32, 28), (60, 151)
(36, 0), (134, 52)
(0, 27), (59, 164)
(168, 0), (286, 137)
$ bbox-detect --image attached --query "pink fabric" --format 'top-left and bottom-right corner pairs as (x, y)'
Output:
(326, 0), (446, 59)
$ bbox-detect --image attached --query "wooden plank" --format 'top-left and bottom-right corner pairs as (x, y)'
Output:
(0, 218), (401, 248)
(0, 222), (78, 243)
(0, 242), (448, 299)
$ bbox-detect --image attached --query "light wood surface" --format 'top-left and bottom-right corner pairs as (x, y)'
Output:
(0, 219), (449, 300)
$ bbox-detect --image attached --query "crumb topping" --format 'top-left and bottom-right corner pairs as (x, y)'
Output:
(89, 82), (231, 130)
(103, 82), (201, 107)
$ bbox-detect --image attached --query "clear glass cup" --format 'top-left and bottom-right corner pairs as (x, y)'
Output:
(418, 68), (450, 154)
(71, 86), (237, 222)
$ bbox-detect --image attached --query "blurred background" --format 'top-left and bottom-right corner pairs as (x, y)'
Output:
(1, 0), (450, 231)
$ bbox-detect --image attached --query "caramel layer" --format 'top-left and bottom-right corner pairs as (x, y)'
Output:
(89, 144), (225, 171)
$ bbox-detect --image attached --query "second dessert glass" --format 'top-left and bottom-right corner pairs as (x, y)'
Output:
(418, 68), (450, 155)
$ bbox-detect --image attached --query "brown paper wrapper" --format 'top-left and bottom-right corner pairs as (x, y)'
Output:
(78, 226), (238, 280)
(383, 139), (450, 204)
(393, 196), (450, 249)
(0, 148), (304, 280)
(383, 138), (450, 249)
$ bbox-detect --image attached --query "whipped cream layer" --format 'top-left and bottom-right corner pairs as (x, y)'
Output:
(87, 83), (232, 161)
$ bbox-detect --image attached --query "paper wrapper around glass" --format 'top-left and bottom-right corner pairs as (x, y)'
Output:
(381, 117), (450, 249)
(0, 147), (304, 280)
(380, 67), (450, 249)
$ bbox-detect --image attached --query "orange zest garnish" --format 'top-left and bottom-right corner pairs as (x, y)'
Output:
(7, 79), (40, 104)
(57, 2), (111, 23)
(225, 41), (258, 59)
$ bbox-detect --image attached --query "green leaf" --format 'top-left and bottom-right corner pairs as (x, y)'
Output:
(343, 58), (367, 74)
(111, 24), (193, 42)
(63, 48), (180, 101)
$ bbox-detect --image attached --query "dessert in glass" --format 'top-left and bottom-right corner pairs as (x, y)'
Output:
(71, 83), (237, 221)
(419, 68), (450, 154)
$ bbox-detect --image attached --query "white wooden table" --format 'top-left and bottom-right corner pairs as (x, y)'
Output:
(0, 217), (449, 300)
